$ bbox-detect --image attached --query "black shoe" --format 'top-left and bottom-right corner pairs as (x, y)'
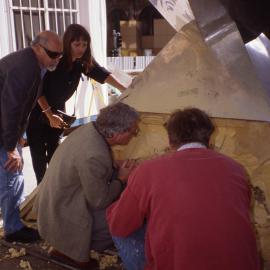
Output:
(5, 226), (41, 243)
(49, 248), (99, 270)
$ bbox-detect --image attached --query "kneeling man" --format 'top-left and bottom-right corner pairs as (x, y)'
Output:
(35, 102), (139, 268)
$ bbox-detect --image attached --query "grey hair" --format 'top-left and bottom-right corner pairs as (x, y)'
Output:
(31, 35), (48, 46)
(96, 102), (139, 138)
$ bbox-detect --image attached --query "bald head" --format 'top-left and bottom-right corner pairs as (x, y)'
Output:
(31, 31), (62, 70)
(32, 31), (62, 52)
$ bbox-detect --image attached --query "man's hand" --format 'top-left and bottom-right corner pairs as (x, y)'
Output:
(114, 160), (125, 168)
(5, 149), (23, 172)
(48, 114), (66, 129)
(117, 159), (137, 183)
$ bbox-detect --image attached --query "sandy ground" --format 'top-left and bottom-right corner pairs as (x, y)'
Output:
(0, 239), (122, 270)
(0, 148), (123, 269)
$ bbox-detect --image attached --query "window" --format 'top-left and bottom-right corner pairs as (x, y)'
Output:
(9, 0), (79, 50)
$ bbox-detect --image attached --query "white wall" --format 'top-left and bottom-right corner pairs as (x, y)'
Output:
(0, 0), (14, 57)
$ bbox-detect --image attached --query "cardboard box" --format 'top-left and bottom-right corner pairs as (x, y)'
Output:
(129, 50), (139, 57)
(154, 19), (175, 36)
(120, 20), (140, 37)
(120, 49), (130, 57)
(122, 36), (138, 49)
(152, 48), (161, 55)
(141, 36), (154, 49)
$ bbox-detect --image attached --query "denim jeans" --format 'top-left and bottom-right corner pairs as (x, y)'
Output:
(0, 145), (25, 234)
(112, 225), (146, 270)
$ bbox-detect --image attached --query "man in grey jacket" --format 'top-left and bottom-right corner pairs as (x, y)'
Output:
(35, 102), (140, 269)
(0, 31), (62, 243)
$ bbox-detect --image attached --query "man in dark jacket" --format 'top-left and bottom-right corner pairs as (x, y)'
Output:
(0, 31), (62, 242)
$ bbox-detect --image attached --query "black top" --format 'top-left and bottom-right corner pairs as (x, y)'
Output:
(0, 47), (41, 150)
(30, 58), (111, 119)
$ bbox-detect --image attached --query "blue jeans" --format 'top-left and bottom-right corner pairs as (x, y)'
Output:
(112, 226), (146, 270)
(0, 145), (25, 234)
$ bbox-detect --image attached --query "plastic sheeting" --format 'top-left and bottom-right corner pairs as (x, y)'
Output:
(66, 0), (108, 117)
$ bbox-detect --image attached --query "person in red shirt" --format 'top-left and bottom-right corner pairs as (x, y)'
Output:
(106, 108), (260, 270)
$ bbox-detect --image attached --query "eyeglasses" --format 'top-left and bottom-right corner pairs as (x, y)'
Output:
(39, 44), (63, 59)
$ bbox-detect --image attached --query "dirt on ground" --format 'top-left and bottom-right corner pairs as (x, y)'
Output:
(0, 236), (123, 270)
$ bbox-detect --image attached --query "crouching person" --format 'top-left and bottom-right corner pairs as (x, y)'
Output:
(106, 108), (260, 270)
(34, 102), (140, 269)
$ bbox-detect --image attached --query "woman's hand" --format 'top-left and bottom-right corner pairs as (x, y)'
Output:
(38, 96), (67, 129)
(48, 114), (65, 129)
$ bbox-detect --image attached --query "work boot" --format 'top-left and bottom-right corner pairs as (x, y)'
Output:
(5, 226), (41, 243)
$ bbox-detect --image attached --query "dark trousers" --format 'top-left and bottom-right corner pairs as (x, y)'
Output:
(26, 119), (62, 184)
(91, 209), (114, 251)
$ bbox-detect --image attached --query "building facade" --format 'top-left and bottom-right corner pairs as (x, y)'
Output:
(0, 0), (108, 57)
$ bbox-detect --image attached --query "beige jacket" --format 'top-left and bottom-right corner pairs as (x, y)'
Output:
(34, 123), (122, 262)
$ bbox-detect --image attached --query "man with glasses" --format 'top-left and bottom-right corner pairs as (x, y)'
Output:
(0, 30), (62, 243)
(35, 102), (139, 269)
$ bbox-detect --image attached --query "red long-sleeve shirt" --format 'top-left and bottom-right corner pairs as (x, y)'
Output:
(107, 148), (260, 270)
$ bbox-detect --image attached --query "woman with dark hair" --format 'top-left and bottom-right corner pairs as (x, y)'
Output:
(26, 24), (126, 184)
